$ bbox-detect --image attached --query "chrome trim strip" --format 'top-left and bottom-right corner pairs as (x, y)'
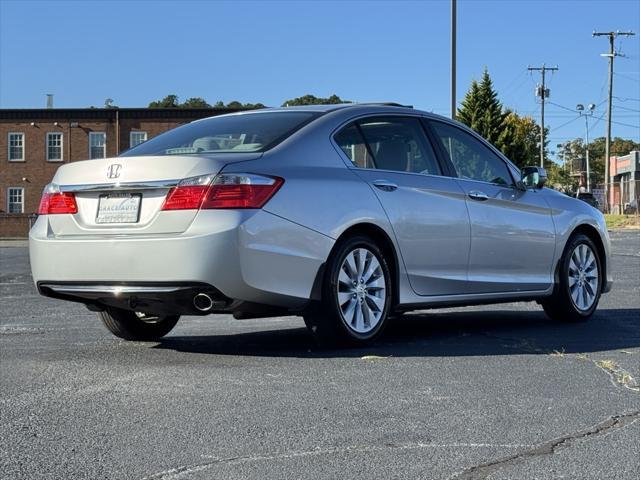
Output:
(59, 179), (179, 192)
(44, 285), (188, 294)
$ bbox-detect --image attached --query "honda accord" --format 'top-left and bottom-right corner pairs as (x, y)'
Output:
(30, 104), (612, 346)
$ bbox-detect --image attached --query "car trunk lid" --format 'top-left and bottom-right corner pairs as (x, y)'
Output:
(45, 153), (261, 236)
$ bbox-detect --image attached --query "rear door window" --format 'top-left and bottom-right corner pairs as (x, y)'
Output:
(333, 124), (375, 168)
(334, 116), (442, 176)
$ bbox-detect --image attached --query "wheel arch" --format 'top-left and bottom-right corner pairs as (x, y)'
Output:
(309, 222), (400, 308)
(554, 223), (607, 286)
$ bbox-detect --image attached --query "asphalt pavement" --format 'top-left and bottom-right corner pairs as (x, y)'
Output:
(1, 231), (639, 479)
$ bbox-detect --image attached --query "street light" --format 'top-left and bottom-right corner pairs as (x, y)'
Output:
(576, 103), (595, 192)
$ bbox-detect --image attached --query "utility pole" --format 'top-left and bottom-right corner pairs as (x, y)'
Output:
(577, 103), (595, 192)
(451, 0), (457, 120)
(593, 30), (635, 212)
(528, 64), (558, 168)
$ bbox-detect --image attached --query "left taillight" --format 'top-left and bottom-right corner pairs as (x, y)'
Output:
(38, 185), (77, 215)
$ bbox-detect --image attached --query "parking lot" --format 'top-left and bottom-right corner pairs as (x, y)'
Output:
(0, 231), (638, 479)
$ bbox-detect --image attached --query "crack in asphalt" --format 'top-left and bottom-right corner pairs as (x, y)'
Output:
(141, 411), (640, 480)
(448, 411), (640, 480)
(141, 441), (531, 480)
(477, 333), (639, 394)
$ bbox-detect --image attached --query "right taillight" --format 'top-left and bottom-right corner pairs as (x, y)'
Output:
(38, 186), (78, 215)
(202, 174), (283, 209)
(161, 173), (283, 211)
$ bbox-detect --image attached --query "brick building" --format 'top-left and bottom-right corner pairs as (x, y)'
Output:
(609, 151), (640, 213)
(0, 107), (241, 237)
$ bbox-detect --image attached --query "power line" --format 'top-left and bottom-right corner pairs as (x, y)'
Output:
(614, 104), (640, 112)
(614, 96), (640, 102)
(546, 101), (576, 113)
(548, 115), (582, 133)
(500, 69), (530, 99)
(611, 119), (640, 129)
(614, 72), (640, 83)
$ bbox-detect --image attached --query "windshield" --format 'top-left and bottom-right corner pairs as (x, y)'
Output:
(120, 111), (319, 157)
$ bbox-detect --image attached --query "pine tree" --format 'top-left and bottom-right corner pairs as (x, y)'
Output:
(456, 79), (482, 131)
(458, 69), (549, 168)
(457, 68), (507, 146)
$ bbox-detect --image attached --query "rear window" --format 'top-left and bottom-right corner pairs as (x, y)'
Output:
(120, 111), (319, 157)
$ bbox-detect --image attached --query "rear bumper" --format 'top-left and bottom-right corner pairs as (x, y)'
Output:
(38, 282), (231, 316)
(30, 209), (334, 311)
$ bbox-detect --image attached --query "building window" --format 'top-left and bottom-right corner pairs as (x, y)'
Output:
(130, 131), (148, 148)
(46, 132), (63, 162)
(8, 133), (25, 161)
(89, 132), (106, 159)
(7, 187), (24, 213)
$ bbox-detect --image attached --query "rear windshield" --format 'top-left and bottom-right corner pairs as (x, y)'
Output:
(120, 111), (319, 157)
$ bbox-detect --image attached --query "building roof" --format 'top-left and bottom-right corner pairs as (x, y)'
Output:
(0, 107), (246, 120)
(0, 103), (418, 120)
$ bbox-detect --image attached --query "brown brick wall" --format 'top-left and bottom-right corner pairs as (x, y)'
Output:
(0, 214), (35, 238)
(117, 119), (191, 152)
(0, 120), (100, 214)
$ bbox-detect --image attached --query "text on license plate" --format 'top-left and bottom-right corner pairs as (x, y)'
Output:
(96, 194), (141, 224)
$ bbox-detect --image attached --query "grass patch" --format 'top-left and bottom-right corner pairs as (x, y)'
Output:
(604, 214), (640, 230)
(595, 359), (640, 392)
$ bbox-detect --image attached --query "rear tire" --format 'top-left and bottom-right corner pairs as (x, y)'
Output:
(542, 234), (602, 323)
(98, 308), (180, 341)
(304, 235), (392, 347)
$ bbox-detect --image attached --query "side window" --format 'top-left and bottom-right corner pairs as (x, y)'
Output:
(333, 123), (374, 168)
(430, 121), (513, 186)
(357, 117), (441, 175)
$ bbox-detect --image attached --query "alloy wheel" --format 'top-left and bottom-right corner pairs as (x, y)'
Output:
(336, 248), (387, 334)
(568, 243), (599, 311)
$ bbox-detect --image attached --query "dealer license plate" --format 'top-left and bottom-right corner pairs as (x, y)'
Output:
(96, 194), (141, 224)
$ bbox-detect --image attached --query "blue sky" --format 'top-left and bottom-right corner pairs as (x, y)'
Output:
(1, 0), (639, 154)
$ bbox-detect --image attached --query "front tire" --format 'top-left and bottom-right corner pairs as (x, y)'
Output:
(98, 308), (180, 341)
(542, 234), (602, 322)
(304, 235), (392, 347)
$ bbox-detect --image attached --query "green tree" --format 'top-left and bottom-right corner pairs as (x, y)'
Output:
(458, 69), (550, 167)
(546, 161), (577, 193)
(497, 111), (541, 169)
(555, 136), (640, 188)
(213, 100), (266, 109)
(148, 94), (180, 108)
(149, 95), (264, 109)
(457, 68), (507, 146)
(181, 97), (212, 108)
(281, 94), (349, 107)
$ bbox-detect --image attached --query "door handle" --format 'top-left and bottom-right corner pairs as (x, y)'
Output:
(468, 190), (489, 201)
(372, 180), (398, 192)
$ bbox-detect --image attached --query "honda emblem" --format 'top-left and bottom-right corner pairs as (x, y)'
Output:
(107, 164), (122, 179)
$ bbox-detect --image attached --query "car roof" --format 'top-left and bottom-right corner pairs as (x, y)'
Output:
(264, 103), (416, 113)
(213, 103), (455, 122)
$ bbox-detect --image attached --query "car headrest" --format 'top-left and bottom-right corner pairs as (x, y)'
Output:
(192, 137), (220, 151)
(375, 140), (408, 171)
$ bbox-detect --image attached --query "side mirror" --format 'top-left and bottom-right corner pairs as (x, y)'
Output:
(521, 166), (547, 189)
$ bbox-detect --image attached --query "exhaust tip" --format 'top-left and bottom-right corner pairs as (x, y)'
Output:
(193, 293), (214, 312)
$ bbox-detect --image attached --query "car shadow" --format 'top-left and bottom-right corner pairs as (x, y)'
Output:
(153, 308), (640, 358)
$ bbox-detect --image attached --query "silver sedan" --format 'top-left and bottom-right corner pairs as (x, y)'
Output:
(30, 104), (612, 346)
